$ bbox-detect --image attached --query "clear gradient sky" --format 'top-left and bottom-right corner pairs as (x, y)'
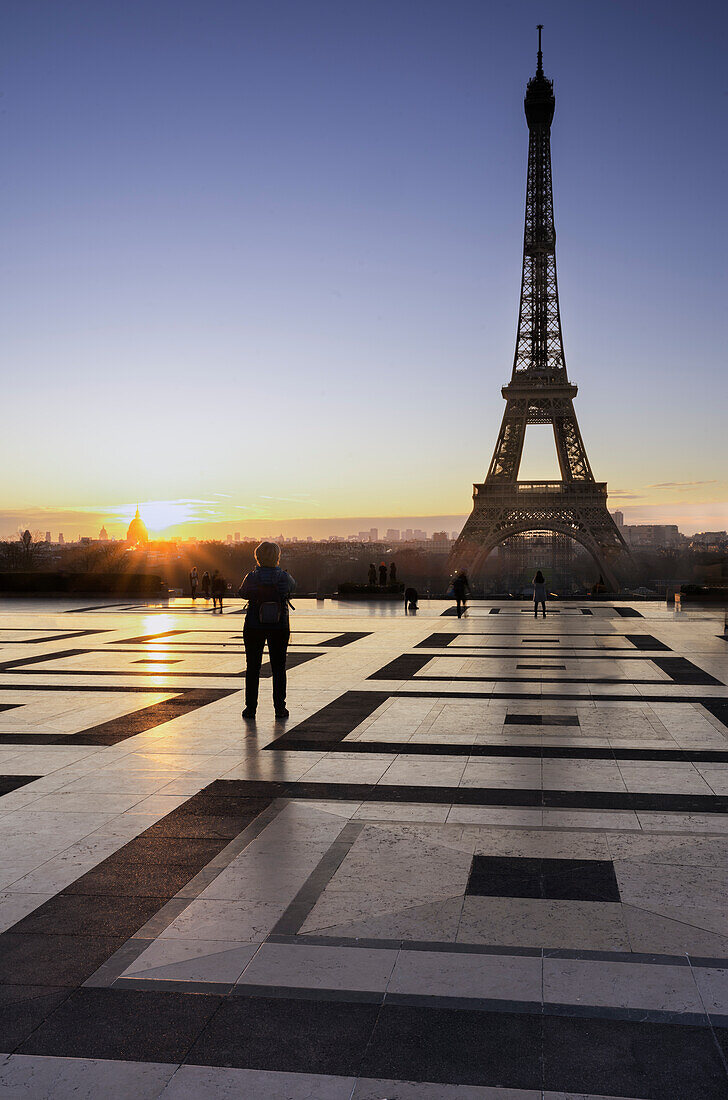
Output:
(2, 0), (726, 539)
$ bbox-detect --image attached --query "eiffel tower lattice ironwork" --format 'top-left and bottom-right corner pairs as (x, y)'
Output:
(450, 28), (632, 591)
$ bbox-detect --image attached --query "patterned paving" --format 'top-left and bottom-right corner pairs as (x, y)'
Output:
(0, 597), (727, 1098)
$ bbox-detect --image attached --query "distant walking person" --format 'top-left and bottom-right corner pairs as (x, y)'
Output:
(368, 563), (377, 586)
(533, 570), (547, 619)
(211, 570), (226, 611)
(239, 542), (296, 720)
(189, 567), (198, 600)
(379, 561), (387, 586)
(389, 561), (397, 584)
(452, 571), (470, 618)
(201, 571), (211, 599)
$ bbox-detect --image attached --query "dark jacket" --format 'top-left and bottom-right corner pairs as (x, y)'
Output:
(239, 566), (296, 628)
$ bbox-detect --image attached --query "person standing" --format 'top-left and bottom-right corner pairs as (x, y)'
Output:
(452, 571), (470, 618)
(389, 561), (397, 584)
(533, 570), (547, 619)
(201, 571), (211, 599)
(211, 569), (226, 611)
(239, 541), (296, 720)
(378, 561), (387, 586)
(368, 563), (377, 586)
(189, 566), (198, 599)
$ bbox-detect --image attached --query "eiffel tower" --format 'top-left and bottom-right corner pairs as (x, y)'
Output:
(450, 28), (632, 591)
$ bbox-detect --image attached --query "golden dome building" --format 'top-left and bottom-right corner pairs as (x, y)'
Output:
(126, 506), (149, 547)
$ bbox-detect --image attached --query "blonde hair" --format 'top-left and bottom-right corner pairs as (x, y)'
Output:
(255, 541), (280, 567)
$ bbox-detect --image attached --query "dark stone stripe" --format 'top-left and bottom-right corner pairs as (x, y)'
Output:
(368, 654), (433, 680)
(702, 700), (728, 730)
(2, 651), (321, 680)
(424, 652), (671, 662)
(114, 630), (190, 644)
(625, 634), (672, 651)
(60, 689), (238, 746)
(266, 739), (728, 763)
(0, 649), (87, 672)
(505, 714), (579, 725)
(415, 633), (459, 648)
(320, 632), (371, 647)
(211, 778), (728, 814)
(615, 606), (644, 617)
(517, 664), (567, 670)
(269, 822), (363, 936)
(372, 674), (689, 685)
(272, 691), (389, 745)
(11, 985), (728, 1094)
(0, 776), (43, 796)
(652, 657), (723, 686)
(0, 630), (109, 644)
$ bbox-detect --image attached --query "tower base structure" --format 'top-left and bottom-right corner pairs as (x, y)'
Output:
(450, 481), (633, 592)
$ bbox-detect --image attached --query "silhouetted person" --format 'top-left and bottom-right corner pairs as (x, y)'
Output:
(239, 541), (296, 720)
(533, 570), (547, 618)
(404, 586), (419, 612)
(379, 561), (387, 586)
(452, 571), (470, 618)
(201, 571), (211, 599)
(389, 561), (397, 584)
(368, 563), (377, 586)
(189, 566), (198, 599)
(211, 569), (226, 611)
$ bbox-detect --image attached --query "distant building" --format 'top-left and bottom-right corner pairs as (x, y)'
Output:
(612, 511), (624, 528)
(403, 529), (414, 541)
(386, 529), (400, 541)
(126, 507), (149, 546)
(622, 524), (682, 549)
(358, 531), (370, 542)
(413, 529), (427, 540)
(45, 531), (51, 543)
(99, 526), (109, 541)
(433, 531), (449, 545)
(234, 532), (241, 542)
(58, 533), (64, 545)
(451, 532), (459, 541)
(691, 531), (728, 548)
(226, 534), (233, 544)
(369, 528), (378, 542)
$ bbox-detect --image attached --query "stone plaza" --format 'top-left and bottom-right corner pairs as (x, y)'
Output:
(0, 595), (727, 1097)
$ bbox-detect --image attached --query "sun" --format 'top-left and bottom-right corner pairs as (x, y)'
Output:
(123, 500), (198, 536)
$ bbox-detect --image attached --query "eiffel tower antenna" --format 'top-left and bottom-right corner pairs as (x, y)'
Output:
(450, 32), (633, 591)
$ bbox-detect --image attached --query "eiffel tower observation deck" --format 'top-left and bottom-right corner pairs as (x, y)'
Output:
(451, 28), (633, 591)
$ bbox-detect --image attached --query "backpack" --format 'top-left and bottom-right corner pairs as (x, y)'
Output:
(256, 580), (285, 625)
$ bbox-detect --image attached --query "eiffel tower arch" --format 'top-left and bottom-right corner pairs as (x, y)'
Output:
(450, 28), (633, 592)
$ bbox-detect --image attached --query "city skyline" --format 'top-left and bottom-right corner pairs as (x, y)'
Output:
(2, 502), (723, 545)
(2, 1), (726, 539)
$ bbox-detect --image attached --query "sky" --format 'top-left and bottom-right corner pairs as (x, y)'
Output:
(1, 0), (727, 540)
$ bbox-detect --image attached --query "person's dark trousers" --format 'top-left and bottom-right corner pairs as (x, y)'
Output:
(244, 626), (290, 711)
(534, 599), (546, 618)
(456, 595), (466, 618)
